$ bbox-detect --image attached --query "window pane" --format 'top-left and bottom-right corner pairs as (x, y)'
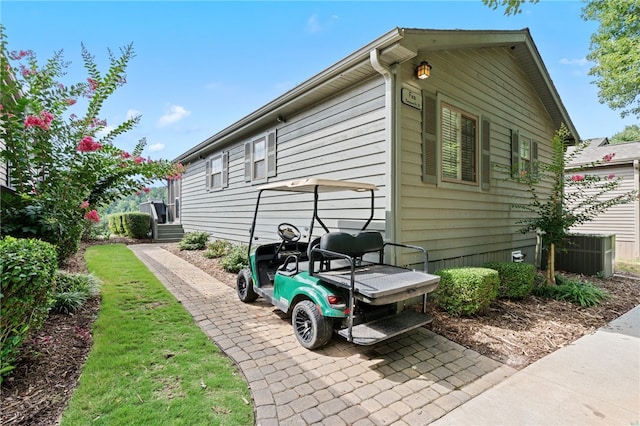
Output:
(442, 106), (459, 180)
(212, 173), (222, 188)
(254, 159), (265, 180)
(211, 157), (222, 174)
(520, 136), (531, 173)
(254, 139), (265, 160)
(441, 103), (477, 183)
(460, 115), (476, 182)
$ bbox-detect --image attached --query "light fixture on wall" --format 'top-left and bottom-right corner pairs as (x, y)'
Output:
(416, 61), (432, 79)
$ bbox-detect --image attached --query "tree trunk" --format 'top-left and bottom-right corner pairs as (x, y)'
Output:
(546, 243), (556, 285)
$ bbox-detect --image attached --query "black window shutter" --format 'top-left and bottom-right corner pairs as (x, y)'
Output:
(481, 117), (491, 190)
(244, 141), (252, 182)
(205, 157), (211, 190)
(222, 151), (229, 188)
(267, 130), (276, 177)
(422, 93), (437, 184)
(510, 129), (520, 178)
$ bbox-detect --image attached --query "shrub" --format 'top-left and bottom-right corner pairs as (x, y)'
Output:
(107, 214), (121, 235)
(0, 237), (58, 380)
(433, 267), (499, 316)
(178, 231), (210, 251)
(204, 239), (232, 259)
(122, 212), (151, 239)
(534, 275), (609, 307)
(220, 244), (249, 273)
(51, 271), (100, 314)
(483, 261), (535, 299)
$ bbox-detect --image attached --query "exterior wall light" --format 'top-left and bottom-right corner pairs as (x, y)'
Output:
(416, 61), (432, 79)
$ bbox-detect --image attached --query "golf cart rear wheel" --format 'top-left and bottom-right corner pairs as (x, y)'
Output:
(292, 300), (333, 350)
(237, 269), (258, 303)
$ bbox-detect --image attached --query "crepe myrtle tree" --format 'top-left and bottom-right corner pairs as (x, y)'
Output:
(510, 125), (637, 284)
(0, 27), (185, 263)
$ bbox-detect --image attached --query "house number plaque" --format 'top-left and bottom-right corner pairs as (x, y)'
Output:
(401, 88), (422, 110)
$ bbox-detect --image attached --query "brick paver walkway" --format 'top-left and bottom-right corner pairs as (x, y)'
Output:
(129, 244), (516, 425)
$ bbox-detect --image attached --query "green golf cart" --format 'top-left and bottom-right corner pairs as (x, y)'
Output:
(236, 178), (440, 349)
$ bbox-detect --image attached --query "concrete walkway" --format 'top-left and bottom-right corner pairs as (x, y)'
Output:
(129, 244), (640, 425)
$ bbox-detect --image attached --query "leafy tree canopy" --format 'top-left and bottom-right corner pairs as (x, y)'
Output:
(610, 124), (640, 144)
(484, 0), (640, 119)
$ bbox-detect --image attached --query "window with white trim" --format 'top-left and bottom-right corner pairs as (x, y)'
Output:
(441, 102), (477, 184)
(205, 151), (228, 191)
(511, 130), (538, 178)
(244, 130), (277, 182)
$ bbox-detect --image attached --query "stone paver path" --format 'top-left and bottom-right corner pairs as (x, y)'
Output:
(130, 244), (515, 425)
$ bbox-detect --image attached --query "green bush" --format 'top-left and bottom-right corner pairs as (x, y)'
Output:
(107, 214), (121, 235)
(0, 237), (58, 380)
(483, 261), (535, 299)
(433, 267), (499, 316)
(220, 244), (249, 273)
(51, 271), (100, 314)
(122, 212), (151, 239)
(178, 231), (210, 251)
(204, 239), (232, 259)
(534, 275), (609, 307)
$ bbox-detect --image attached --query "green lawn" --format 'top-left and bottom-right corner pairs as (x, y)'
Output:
(61, 244), (254, 425)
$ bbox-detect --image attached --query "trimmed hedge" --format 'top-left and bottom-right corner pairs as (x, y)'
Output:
(122, 212), (151, 239)
(0, 237), (58, 380)
(433, 267), (499, 316)
(483, 261), (536, 299)
(108, 214), (120, 235)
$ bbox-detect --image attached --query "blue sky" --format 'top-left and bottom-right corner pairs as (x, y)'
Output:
(3, 1), (637, 162)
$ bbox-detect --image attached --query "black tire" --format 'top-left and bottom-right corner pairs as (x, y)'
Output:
(237, 269), (258, 303)
(291, 300), (333, 350)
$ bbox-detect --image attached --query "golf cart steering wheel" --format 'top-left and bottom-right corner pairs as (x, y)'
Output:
(277, 223), (301, 242)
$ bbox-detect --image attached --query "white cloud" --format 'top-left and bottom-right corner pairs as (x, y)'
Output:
(127, 109), (141, 120)
(305, 14), (339, 34)
(147, 143), (165, 152)
(559, 57), (589, 66)
(157, 104), (191, 127)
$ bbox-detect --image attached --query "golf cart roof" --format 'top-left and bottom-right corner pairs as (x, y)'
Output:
(257, 178), (378, 193)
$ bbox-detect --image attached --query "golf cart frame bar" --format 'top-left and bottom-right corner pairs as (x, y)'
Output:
(247, 178), (379, 256)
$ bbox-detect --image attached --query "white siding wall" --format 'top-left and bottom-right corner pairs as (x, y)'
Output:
(180, 77), (388, 245)
(398, 46), (557, 268)
(569, 164), (640, 260)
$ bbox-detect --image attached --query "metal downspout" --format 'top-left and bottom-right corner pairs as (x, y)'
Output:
(635, 160), (640, 258)
(370, 48), (400, 263)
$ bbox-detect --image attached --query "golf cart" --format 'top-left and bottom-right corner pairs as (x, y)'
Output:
(236, 178), (440, 349)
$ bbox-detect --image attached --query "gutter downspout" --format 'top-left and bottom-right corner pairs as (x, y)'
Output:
(370, 49), (400, 263)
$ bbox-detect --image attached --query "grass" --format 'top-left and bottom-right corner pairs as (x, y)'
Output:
(60, 244), (253, 426)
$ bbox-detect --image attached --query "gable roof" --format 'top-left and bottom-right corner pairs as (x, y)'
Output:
(567, 138), (640, 168)
(176, 27), (579, 163)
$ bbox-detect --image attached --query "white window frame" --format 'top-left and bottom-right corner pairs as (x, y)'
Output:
(205, 151), (228, 191)
(440, 102), (478, 185)
(244, 130), (276, 183)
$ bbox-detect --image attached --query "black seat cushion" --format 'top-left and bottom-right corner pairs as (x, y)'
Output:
(319, 231), (383, 258)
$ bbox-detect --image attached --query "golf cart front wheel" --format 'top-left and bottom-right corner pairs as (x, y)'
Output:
(237, 269), (258, 303)
(292, 300), (333, 350)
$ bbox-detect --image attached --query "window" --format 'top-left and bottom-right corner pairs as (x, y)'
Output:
(245, 130), (276, 182)
(441, 103), (477, 184)
(253, 137), (266, 180)
(511, 130), (538, 178)
(205, 152), (228, 191)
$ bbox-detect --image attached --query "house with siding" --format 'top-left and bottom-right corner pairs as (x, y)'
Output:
(171, 27), (580, 270)
(566, 138), (640, 260)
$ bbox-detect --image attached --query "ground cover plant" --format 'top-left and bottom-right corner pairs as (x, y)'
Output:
(59, 244), (253, 425)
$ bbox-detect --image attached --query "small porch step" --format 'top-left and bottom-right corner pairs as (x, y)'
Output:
(155, 223), (184, 243)
(337, 310), (432, 346)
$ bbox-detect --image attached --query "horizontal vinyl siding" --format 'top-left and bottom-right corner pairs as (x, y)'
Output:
(398, 46), (556, 267)
(180, 76), (388, 245)
(569, 164), (639, 259)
